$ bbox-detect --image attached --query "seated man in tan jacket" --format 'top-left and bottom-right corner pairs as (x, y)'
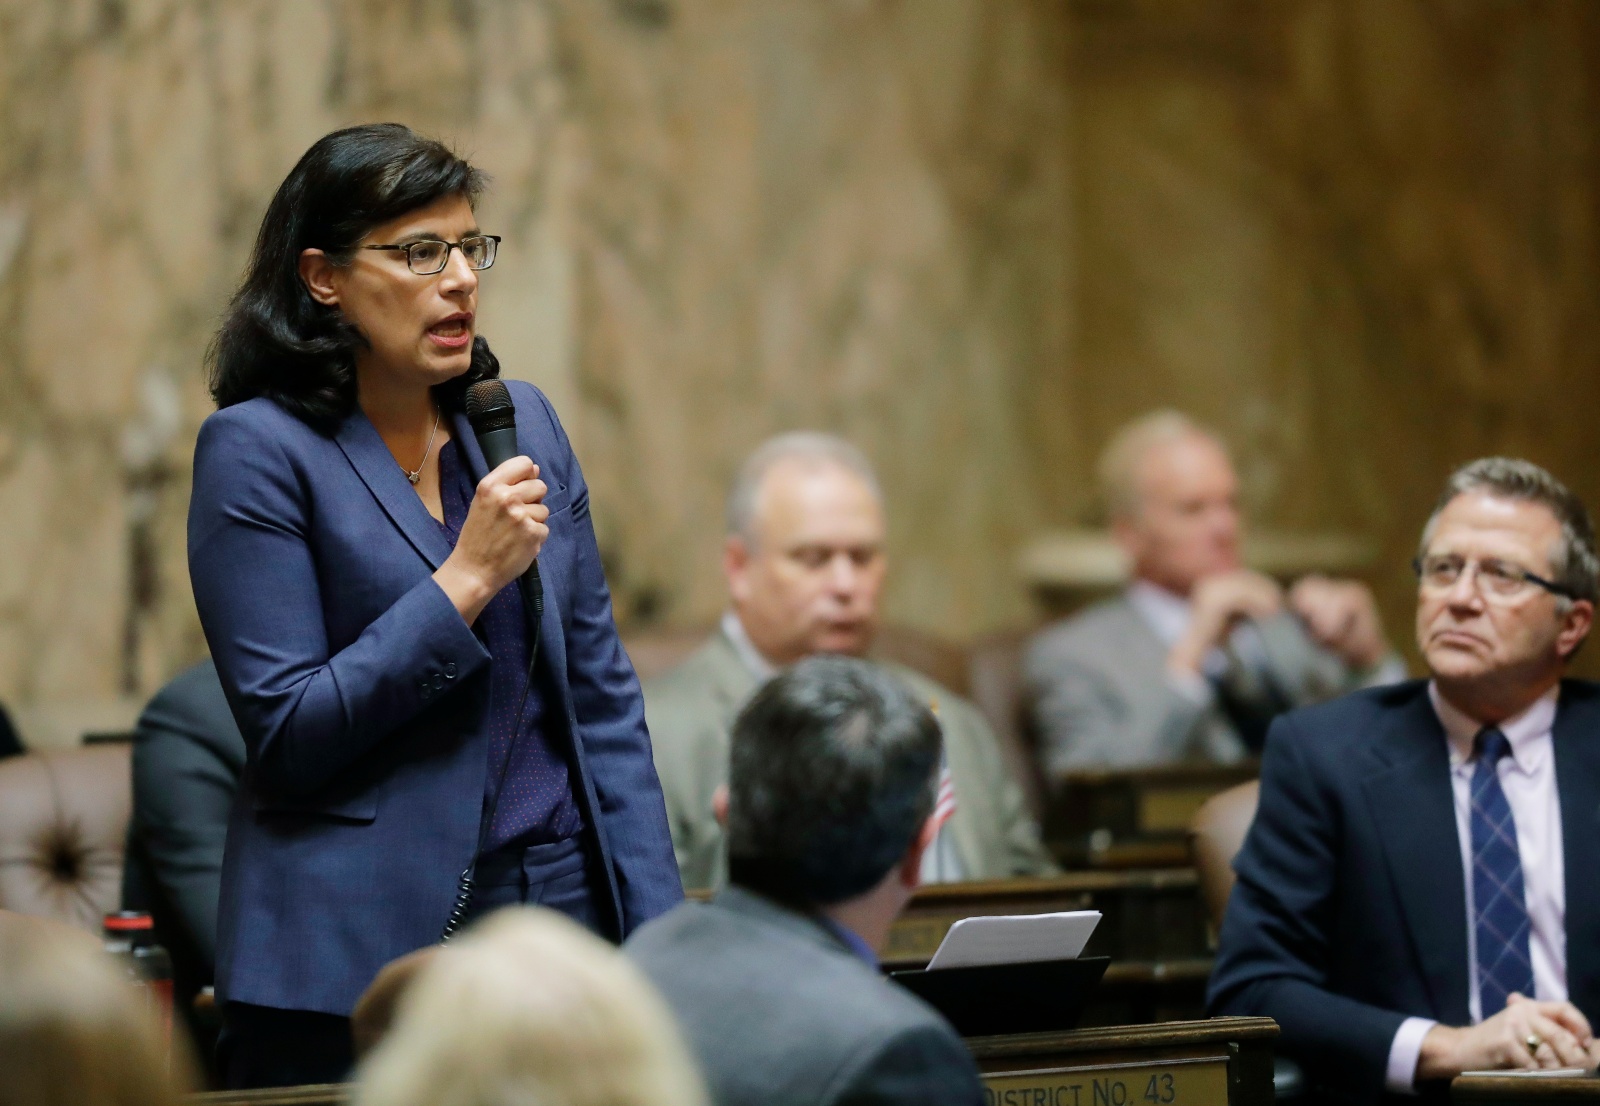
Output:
(644, 432), (1054, 891)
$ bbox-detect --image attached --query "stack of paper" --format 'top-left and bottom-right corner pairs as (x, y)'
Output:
(925, 910), (1101, 971)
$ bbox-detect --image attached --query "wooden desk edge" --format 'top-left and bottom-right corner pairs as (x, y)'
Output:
(905, 869), (1200, 901)
(690, 868), (1202, 904)
(1452, 1073), (1600, 1101)
(965, 1016), (1279, 1060)
(191, 1085), (350, 1106)
(184, 1020), (1280, 1106)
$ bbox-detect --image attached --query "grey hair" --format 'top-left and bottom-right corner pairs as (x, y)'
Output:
(725, 432), (882, 542)
(1098, 409), (1226, 520)
(1419, 457), (1599, 606)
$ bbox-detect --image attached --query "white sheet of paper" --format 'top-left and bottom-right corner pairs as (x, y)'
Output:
(925, 910), (1102, 971)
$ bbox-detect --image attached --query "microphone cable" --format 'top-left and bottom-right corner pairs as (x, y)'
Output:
(440, 568), (544, 942)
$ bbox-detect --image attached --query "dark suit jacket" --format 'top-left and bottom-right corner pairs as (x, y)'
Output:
(0, 702), (20, 760)
(124, 658), (245, 986)
(188, 381), (682, 1016)
(626, 887), (985, 1106)
(1208, 679), (1600, 1103)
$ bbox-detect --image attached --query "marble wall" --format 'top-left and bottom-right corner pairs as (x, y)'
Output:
(1065, 0), (1600, 668)
(1, 0), (1598, 708)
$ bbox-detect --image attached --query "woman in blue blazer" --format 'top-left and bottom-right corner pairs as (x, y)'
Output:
(189, 124), (682, 1088)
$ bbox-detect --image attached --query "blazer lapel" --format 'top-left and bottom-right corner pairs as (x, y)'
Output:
(1360, 691), (1471, 1023)
(705, 626), (763, 726)
(335, 410), (453, 569)
(1555, 682), (1600, 1017)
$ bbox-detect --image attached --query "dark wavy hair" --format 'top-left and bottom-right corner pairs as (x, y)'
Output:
(207, 123), (500, 430)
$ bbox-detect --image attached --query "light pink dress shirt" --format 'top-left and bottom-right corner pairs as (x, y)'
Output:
(1385, 684), (1565, 1093)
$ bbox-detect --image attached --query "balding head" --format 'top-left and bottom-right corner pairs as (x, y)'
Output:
(1100, 411), (1243, 595)
(723, 433), (887, 666)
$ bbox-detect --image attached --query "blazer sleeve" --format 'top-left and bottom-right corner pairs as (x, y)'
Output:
(526, 388), (683, 928)
(1025, 643), (1207, 775)
(832, 1024), (986, 1106)
(188, 410), (491, 797)
(1206, 713), (1405, 1098)
(130, 668), (243, 967)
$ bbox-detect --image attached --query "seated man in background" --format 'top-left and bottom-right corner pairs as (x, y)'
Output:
(122, 658), (246, 1040)
(1026, 410), (1402, 774)
(628, 656), (984, 1106)
(644, 432), (1052, 890)
(1210, 458), (1600, 1101)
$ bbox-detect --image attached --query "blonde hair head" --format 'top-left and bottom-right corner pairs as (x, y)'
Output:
(1098, 410), (1225, 521)
(354, 908), (708, 1106)
(0, 912), (193, 1106)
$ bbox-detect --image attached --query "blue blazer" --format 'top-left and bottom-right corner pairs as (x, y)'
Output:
(1208, 679), (1600, 1103)
(188, 380), (682, 1016)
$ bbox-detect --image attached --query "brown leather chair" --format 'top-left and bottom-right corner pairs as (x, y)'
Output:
(1187, 779), (1260, 933)
(0, 745), (131, 932)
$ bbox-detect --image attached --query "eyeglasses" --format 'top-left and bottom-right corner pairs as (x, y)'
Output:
(359, 234), (501, 275)
(1412, 554), (1576, 601)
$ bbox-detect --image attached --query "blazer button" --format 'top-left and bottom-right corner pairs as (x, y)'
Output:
(445, 662), (457, 679)
(433, 673), (445, 690)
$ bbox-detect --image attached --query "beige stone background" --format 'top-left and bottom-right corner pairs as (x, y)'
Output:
(1, 0), (1598, 711)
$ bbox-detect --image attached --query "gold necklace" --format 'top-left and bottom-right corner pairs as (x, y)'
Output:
(405, 405), (442, 485)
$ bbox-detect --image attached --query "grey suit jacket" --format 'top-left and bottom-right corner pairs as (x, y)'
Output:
(1025, 595), (1376, 776)
(643, 628), (1055, 890)
(626, 887), (985, 1106)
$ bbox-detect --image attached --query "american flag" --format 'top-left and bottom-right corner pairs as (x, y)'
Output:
(931, 759), (957, 832)
(927, 697), (957, 831)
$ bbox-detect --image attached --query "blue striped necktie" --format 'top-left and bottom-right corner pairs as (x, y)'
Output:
(1470, 726), (1535, 1017)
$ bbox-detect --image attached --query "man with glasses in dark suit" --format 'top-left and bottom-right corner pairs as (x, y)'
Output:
(1211, 458), (1600, 1102)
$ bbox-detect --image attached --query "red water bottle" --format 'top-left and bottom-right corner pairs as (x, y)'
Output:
(104, 911), (174, 1056)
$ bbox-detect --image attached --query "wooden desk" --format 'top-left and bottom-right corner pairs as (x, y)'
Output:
(970, 1016), (1278, 1106)
(187, 1020), (1278, 1106)
(884, 873), (1212, 1025)
(885, 872), (1208, 967)
(1453, 1073), (1600, 1103)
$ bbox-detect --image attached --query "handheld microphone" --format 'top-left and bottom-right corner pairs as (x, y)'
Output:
(463, 379), (544, 621)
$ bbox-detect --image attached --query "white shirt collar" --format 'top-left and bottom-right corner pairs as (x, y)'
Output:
(1428, 681), (1558, 771)
(721, 611), (778, 681)
(1126, 579), (1193, 648)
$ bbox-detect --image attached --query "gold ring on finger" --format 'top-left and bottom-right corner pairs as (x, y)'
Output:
(1526, 1033), (1544, 1055)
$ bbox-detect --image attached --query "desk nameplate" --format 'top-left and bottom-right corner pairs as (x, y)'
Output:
(984, 1055), (1230, 1106)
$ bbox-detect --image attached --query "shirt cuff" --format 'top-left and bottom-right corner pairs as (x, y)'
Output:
(1166, 666), (1215, 707)
(1386, 1016), (1437, 1094)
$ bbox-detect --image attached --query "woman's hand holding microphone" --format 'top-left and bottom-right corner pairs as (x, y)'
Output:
(433, 457), (550, 626)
